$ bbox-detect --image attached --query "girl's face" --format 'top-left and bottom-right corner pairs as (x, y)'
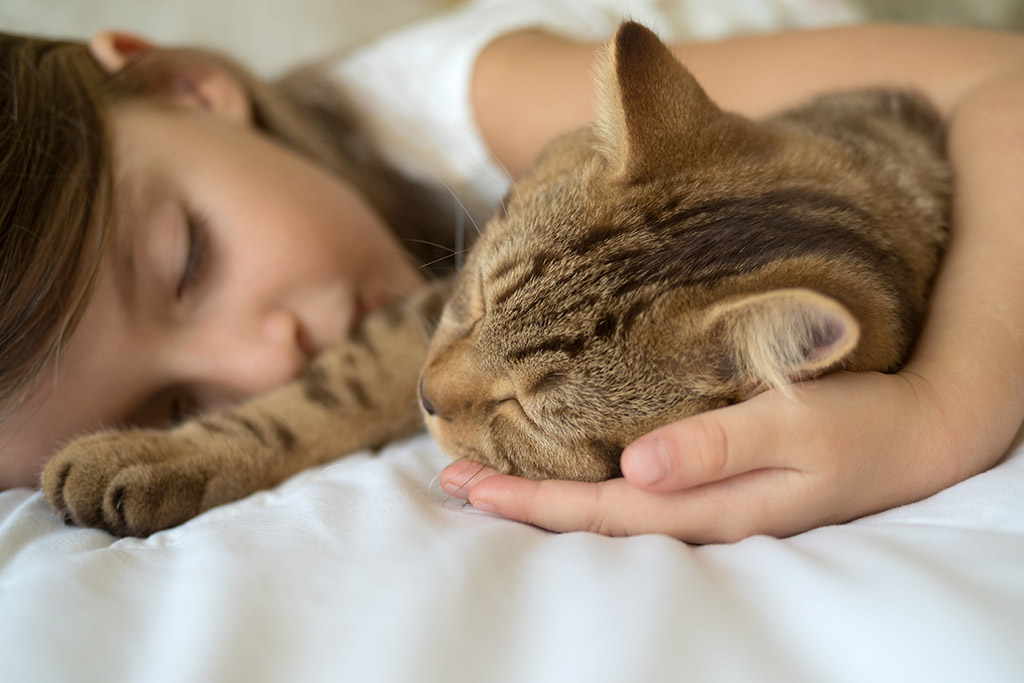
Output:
(0, 97), (424, 488)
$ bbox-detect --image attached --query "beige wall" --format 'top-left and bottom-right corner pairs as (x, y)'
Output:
(856, 0), (1023, 30)
(0, 0), (456, 76)
(1, 0), (1018, 78)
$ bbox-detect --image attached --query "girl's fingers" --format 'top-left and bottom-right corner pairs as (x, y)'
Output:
(621, 390), (793, 492)
(439, 459), (502, 500)
(456, 467), (816, 543)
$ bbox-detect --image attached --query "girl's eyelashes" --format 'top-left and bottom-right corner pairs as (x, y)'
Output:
(177, 210), (211, 298)
(168, 392), (198, 426)
(168, 396), (186, 426)
(128, 389), (198, 428)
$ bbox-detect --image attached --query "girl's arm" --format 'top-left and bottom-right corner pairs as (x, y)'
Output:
(440, 25), (1024, 542)
(472, 23), (1024, 176)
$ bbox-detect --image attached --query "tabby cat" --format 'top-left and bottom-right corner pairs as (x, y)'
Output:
(42, 22), (949, 535)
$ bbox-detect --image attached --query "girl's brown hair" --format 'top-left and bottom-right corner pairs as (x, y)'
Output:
(0, 32), (462, 417)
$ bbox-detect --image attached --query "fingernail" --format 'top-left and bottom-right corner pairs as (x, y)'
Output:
(471, 499), (498, 515)
(441, 479), (470, 500)
(440, 460), (499, 500)
(624, 438), (671, 486)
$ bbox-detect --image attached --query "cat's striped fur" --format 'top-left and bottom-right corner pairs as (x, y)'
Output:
(43, 22), (948, 535)
(419, 22), (948, 481)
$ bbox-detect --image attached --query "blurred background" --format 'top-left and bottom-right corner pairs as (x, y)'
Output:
(1, 0), (1021, 77)
(858, 0), (1022, 28)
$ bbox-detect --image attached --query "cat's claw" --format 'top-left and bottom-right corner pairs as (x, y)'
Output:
(41, 430), (205, 536)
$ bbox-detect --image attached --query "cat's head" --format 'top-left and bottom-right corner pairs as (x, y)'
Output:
(419, 22), (926, 481)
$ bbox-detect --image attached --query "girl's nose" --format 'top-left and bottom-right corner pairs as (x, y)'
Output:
(178, 309), (309, 402)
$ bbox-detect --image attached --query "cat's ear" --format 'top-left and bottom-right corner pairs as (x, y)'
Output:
(594, 22), (758, 181)
(705, 288), (860, 394)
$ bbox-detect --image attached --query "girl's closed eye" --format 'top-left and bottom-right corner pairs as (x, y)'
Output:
(168, 393), (196, 426)
(128, 389), (199, 429)
(177, 209), (211, 298)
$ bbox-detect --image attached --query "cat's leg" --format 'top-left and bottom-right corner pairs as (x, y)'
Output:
(42, 279), (451, 536)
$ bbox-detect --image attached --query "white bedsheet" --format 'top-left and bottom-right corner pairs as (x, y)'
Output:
(2, 428), (1023, 683)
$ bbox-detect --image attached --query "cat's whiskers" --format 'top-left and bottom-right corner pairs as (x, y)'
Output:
(397, 151), (484, 238)
(415, 248), (468, 273)
(403, 237), (462, 272)
(426, 458), (497, 512)
(453, 459), (493, 493)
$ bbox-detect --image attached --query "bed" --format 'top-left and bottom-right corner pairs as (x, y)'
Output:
(3, 2), (1024, 682)
(3, 431), (1024, 682)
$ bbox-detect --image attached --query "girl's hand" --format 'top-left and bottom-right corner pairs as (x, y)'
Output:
(440, 368), (1003, 544)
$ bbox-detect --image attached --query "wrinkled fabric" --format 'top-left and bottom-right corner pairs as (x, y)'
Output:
(2, 431), (1023, 683)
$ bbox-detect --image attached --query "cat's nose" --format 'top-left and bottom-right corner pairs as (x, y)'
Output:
(419, 378), (438, 417)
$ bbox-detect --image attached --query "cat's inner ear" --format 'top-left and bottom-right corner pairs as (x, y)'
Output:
(593, 22), (747, 181)
(705, 289), (861, 394)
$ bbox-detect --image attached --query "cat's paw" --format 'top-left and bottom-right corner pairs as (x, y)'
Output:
(41, 429), (209, 537)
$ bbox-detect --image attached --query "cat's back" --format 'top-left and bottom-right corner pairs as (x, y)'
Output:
(769, 87), (949, 253)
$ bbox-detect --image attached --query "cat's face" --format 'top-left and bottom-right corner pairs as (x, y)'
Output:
(420, 23), (944, 481)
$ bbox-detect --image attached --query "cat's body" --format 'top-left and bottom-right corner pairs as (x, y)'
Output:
(419, 24), (949, 481)
(42, 23), (948, 535)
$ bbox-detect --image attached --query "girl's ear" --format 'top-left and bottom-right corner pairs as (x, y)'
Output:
(88, 30), (251, 125)
(88, 31), (154, 73)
